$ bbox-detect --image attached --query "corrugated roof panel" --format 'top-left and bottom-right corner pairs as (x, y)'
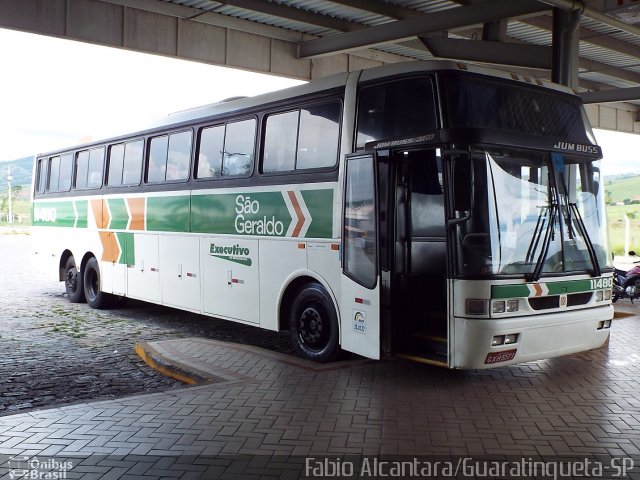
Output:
(580, 43), (640, 68)
(394, 0), (459, 14)
(375, 44), (434, 61)
(165, 0), (220, 10)
(581, 17), (640, 47)
(212, 4), (337, 35)
(271, 0), (391, 26)
(508, 22), (552, 46)
(581, 71), (640, 89)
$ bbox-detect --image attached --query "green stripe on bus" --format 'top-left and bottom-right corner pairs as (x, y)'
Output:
(191, 191), (290, 236)
(108, 198), (128, 230)
(116, 232), (135, 265)
(146, 196), (191, 232)
(32, 201), (76, 228)
(492, 278), (604, 299)
(491, 284), (530, 299)
(301, 189), (333, 238)
(75, 200), (88, 228)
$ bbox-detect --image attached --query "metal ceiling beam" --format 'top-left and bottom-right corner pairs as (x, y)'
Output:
(327, 0), (416, 20)
(578, 58), (640, 85)
(581, 87), (640, 103)
(537, 0), (640, 39)
(522, 16), (640, 61)
(298, 0), (549, 58)
(417, 37), (552, 69)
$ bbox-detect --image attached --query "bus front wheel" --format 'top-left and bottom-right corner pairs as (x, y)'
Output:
(83, 257), (112, 309)
(64, 257), (85, 303)
(288, 283), (339, 363)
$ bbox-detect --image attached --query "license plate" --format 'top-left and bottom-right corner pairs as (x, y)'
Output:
(485, 349), (517, 365)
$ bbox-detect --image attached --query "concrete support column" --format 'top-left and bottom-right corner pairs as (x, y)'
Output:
(551, 6), (581, 88)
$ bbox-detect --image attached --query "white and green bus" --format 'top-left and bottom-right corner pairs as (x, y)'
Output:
(32, 61), (613, 368)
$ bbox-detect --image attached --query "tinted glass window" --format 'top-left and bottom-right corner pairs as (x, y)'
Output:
(148, 135), (169, 183)
(59, 154), (73, 191)
(123, 140), (143, 185)
(356, 77), (436, 149)
(166, 131), (192, 181)
(87, 147), (104, 189)
(75, 150), (90, 189)
(48, 156), (60, 192)
(441, 73), (591, 143)
(344, 155), (377, 287)
(263, 110), (298, 173)
(148, 132), (192, 182)
(223, 119), (255, 177)
(36, 158), (47, 193)
(197, 125), (224, 179)
(108, 144), (125, 186)
(297, 102), (340, 169)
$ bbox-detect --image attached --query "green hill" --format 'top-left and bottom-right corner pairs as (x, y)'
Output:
(0, 156), (34, 190)
(604, 174), (640, 205)
(605, 174), (640, 254)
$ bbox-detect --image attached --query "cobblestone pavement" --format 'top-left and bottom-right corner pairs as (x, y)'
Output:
(0, 301), (637, 478)
(0, 232), (293, 416)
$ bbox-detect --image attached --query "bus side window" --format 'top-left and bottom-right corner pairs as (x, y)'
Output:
(222, 119), (255, 177)
(148, 135), (169, 183)
(262, 101), (340, 174)
(75, 150), (90, 189)
(36, 158), (47, 194)
(196, 125), (224, 179)
(122, 140), (143, 185)
(166, 131), (192, 181)
(58, 154), (73, 192)
(263, 110), (298, 173)
(108, 144), (125, 186)
(148, 131), (192, 183)
(48, 156), (60, 192)
(356, 77), (436, 150)
(87, 147), (104, 189)
(297, 101), (340, 169)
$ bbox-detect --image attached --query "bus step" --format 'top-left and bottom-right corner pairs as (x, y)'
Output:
(395, 352), (448, 368)
(412, 333), (446, 344)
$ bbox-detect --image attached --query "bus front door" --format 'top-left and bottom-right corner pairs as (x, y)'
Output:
(339, 153), (381, 360)
(386, 148), (449, 366)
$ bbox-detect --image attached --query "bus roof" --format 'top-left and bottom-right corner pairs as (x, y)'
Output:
(35, 60), (579, 157)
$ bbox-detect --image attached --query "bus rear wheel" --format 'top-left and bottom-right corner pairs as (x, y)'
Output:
(288, 282), (339, 363)
(83, 257), (113, 309)
(64, 257), (85, 303)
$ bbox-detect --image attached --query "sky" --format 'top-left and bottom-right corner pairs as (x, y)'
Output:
(0, 28), (304, 163)
(0, 28), (639, 176)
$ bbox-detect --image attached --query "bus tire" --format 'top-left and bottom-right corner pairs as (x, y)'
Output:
(83, 257), (112, 309)
(288, 282), (339, 363)
(64, 257), (85, 303)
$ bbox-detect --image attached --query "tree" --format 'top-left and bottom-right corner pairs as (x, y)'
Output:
(0, 184), (23, 213)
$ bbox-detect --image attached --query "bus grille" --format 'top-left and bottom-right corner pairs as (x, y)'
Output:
(528, 292), (593, 310)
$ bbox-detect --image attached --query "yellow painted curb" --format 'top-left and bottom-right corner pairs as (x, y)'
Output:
(135, 342), (207, 385)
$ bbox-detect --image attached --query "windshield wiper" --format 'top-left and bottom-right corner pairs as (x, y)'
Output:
(568, 203), (602, 277)
(526, 202), (558, 282)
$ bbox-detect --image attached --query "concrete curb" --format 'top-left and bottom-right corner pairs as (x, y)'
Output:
(134, 341), (214, 385)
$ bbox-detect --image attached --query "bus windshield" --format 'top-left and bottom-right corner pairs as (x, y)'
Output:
(454, 147), (611, 277)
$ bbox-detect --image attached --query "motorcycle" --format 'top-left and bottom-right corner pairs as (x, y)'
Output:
(612, 251), (640, 303)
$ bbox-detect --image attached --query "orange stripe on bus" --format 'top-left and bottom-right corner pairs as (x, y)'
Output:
(127, 197), (145, 230)
(287, 191), (305, 237)
(99, 231), (120, 263)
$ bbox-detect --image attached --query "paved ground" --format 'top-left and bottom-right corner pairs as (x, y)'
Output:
(1, 230), (639, 478)
(0, 232), (294, 416)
